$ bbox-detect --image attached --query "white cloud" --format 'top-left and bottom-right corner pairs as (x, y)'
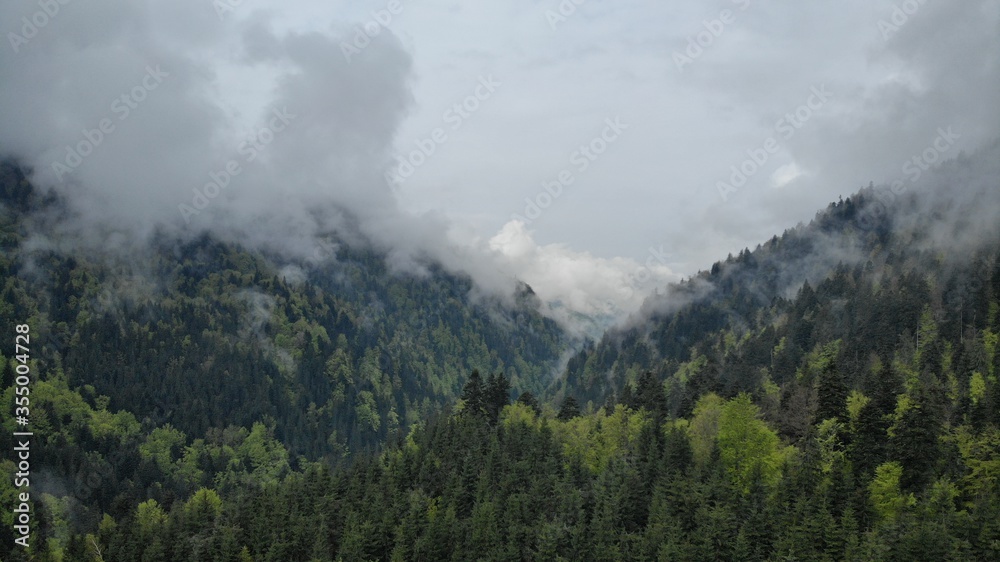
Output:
(488, 220), (678, 332)
(1, 0), (996, 333)
(770, 163), (802, 189)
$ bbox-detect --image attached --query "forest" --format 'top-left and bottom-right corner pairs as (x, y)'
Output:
(2, 160), (1000, 560)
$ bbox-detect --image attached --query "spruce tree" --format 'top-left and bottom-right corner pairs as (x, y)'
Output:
(557, 396), (580, 421)
(461, 370), (486, 417)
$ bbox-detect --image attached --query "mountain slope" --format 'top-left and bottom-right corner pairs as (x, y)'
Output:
(3, 144), (1000, 560)
(0, 161), (569, 461)
(36, 171), (1000, 559)
(553, 147), (1000, 426)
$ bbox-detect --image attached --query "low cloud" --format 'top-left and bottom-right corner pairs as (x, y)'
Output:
(488, 219), (678, 333)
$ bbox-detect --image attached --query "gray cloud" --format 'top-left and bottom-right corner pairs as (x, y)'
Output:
(1, 0), (998, 334)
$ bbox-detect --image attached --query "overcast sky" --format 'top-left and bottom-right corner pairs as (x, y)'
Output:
(2, 0), (998, 327)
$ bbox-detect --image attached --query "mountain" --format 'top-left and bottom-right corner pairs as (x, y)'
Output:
(3, 144), (1000, 560)
(0, 159), (582, 558)
(553, 147), (1000, 424)
(0, 161), (573, 460)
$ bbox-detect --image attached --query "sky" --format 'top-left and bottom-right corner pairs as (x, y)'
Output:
(1, 0), (998, 329)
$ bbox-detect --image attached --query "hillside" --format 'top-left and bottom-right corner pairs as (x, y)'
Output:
(554, 149), (1000, 425)
(0, 159), (577, 558)
(17, 173), (998, 561)
(3, 147), (1000, 559)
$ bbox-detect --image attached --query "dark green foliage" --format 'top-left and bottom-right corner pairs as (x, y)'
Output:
(460, 369), (486, 417)
(516, 391), (541, 415)
(815, 343), (849, 423)
(485, 371), (511, 423)
(0, 169), (568, 464)
(634, 370), (668, 423)
(557, 395), (580, 420)
(3, 168), (1000, 560)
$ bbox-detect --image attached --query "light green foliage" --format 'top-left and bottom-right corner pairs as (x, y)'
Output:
(500, 401), (540, 430)
(554, 404), (649, 473)
(184, 488), (223, 522)
(762, 372), (781, 402)
(386, 407), (400, 436)
(773, 336), (787, 357)
(869, 462), (915, 522)
(361, 347), (390, 400)
(135, 499), (167, 537)
(672, 354), (708, 388)
(799, 339), (841, 382)
(950, 426), (1000, 500)
(815, 417), (846, 475)
(984, 329), (998, 377)
(0, 460), (19, 529)
(915, 306), (939, 365)
(925, 478), (960, 517)
(356, 390), (381, 433)
(969, 372), (987, 405)
(943, 342), (959, 402)
(886, 394), (913, 438)
(895, 355), (921, 394)
(723, 331), (738, 353)
(717, 394), (786, 493)
(235, 422), (290, 484)
(845, 390), (870, 423)
(41, 493), (71, 557)
(2, 375), (140, 443)
(601, 404), (650, 452)
(688, 393), (724, 468)
(139, 425), (187, 474)
(174, 444), (206, 490)
(324, 348), (353, 403)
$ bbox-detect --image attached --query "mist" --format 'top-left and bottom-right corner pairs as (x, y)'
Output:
(1, 0), (998, 334)
(0, 0), (682, 331)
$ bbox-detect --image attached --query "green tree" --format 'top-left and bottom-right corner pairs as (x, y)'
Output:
(557, 395), (580, 421)
(515, 391), (541, 415)
(485, 371), (510, 423)
(460, 370), (486, 417)
(717, 394), (786, 494)
(815, 341), (848, 423)
(869, 461), (914, 523)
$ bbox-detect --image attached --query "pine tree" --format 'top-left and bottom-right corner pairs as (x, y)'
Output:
(557, 396), (580, 421)
(635, 371), (668, 423)
(461, 370), (486, 418)
(485, 371), (510, 423)
(516, 391), (541, 415)
(815, 343), (848, 423)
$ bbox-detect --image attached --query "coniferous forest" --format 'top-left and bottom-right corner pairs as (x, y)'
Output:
(3, 145), (1000, 561)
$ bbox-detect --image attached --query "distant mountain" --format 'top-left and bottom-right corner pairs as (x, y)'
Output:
(553, 143), (1000, 430)
(3, 144), (1000, 560)
(22, 149), (998, 561)
(0, 161), (570, 462)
